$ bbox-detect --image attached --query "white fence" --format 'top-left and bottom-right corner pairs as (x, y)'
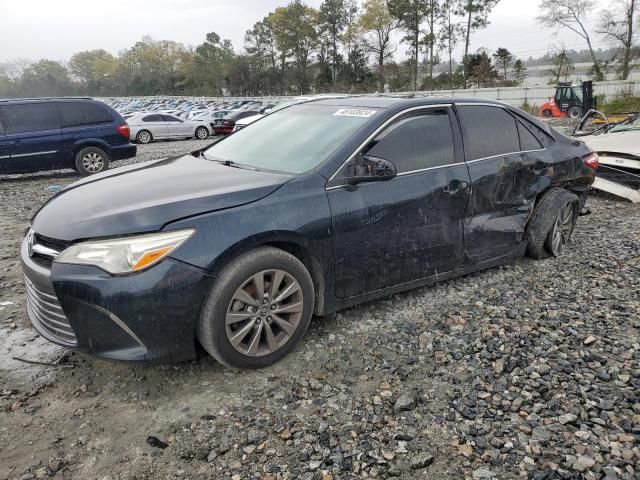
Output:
(103, 80), (638, 108)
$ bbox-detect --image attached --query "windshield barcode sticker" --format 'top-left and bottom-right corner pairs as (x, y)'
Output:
(334, 109), (377, 118)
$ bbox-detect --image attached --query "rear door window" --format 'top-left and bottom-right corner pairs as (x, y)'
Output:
(1, 103), (60, 134)
(142, 114), (163, 122)
(162, 115), (181, 122)
(363, 107), (455, 173)
(517, 120), (543, 151)
(58, 102), (112, 127)
(457, 105), (519, 161)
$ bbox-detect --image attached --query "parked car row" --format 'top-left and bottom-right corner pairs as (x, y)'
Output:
(102, 97), (278, 143)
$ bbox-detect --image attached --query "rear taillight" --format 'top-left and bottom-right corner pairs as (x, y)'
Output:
(116, 123), (130, 139)
(582, 152), (600, 170)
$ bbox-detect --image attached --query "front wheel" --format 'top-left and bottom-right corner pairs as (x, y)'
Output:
(542, 109), (552, 118)
(568, 106), (582, 119)
(195, 126), (209, 139)
(75, 147), (109, 176)
(197, 247), (315, 369)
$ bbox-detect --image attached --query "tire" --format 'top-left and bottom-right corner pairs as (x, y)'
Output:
(542, 109), (552, 118)
(195, 126), (209, 140)
(197, 247), (315, 369)
(74, 147), (110, 176)
(568, 106), (582, 119)
(526, 188), (579, 260)
(136, 130), (152, 144)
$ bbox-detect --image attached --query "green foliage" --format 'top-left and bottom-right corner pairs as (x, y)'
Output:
(1, 0), (507, 98)
(600, 95), (640, 114)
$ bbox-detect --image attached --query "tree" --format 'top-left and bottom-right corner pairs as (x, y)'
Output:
(597, 0), (637, 79)
(467, 51), (498, 87)
(245, 18), (280, 94)
(422, 0), (443, 82)
(191, 32), (235, 95)
(270, 1), (319, 94)
(537, 0), (604, 81)
(387, 0), (430, 90)
(439, 0), (465, 88)
(18, 60), (76, 97)
(511, 58), (528, 85)
(492, 47), (513, 82)
(456, 0), (501, 88)
(549, 47), (575, 82)
(318, 0), (348, 85)
(69, 49), (120, 95)
(359, 0), (399, 91)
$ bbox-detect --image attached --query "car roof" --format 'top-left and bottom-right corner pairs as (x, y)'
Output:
(0, 97), (94, 104)
(310, 96), (510, 109)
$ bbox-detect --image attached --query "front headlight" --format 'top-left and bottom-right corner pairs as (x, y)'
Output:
(55, 229), (195, 275)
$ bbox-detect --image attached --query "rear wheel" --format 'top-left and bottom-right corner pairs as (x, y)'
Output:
(195, 126), (209, 139)
(542, 109), (552, 118)
(197, 247), (315, 369)
(75, 147), (109, 176)
(526, 188), (579, 260)
(136, 130), (152, 144)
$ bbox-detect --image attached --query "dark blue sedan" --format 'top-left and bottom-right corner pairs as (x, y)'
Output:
(21, 97), (596, 368)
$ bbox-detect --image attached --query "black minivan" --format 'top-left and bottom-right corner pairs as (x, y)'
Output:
(0, 98), (136, 176)
(21, 97), (597, 368)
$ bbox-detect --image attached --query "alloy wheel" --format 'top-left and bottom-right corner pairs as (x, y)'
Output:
(138, 131), (151, 144)
(196, 127), (208, 139)
(81, 152), (104, 173)
(225, 269), (304, 357)
(550, 203), (575, 255)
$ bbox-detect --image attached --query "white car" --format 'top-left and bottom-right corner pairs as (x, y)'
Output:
(579, 114), (640, 169)
(128, 113), (212, 144)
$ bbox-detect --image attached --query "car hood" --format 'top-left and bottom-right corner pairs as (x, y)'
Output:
(32, 154), (292, 242)
(580, 131), (640, 157)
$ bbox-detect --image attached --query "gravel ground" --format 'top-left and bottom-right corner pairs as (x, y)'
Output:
(1, 134), (639, 480)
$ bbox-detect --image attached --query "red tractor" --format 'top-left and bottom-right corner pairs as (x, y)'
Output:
(540, 81), (596, 119)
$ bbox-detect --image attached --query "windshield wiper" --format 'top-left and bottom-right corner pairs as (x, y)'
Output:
(201, 152), (258, 171)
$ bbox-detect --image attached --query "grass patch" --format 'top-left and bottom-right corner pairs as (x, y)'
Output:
(600, 95), (640, 114)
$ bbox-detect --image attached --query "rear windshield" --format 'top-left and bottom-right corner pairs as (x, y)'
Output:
(203, 104), (378, 174)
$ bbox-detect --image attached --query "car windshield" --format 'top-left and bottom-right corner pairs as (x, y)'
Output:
(609, 114), (640, 133)
(202, 104), (378, 173)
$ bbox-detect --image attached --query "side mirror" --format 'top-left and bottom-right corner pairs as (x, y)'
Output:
(345, 155), (397, 185)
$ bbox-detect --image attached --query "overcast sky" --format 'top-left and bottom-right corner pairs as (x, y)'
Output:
(0, 0), (613, 64)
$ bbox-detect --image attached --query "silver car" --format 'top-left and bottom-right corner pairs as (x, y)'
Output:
(128, 113), (212, 144)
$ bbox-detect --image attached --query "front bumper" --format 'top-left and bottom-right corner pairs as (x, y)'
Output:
(20, 236), (214, 362)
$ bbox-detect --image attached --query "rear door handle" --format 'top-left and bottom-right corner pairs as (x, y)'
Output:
(444, 181), (469, 194)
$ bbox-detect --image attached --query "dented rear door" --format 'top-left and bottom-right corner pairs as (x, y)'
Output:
(456, 104), (547, 263)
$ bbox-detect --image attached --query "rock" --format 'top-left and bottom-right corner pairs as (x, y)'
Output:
(531, 427), (551, 442)
(243, 444), (256, 454)
(559, 413), (578, 425)
(207, 450), (218, 463)
(473, 467), (497, 479)
(309, 460), (322, 470)
(394, 392), (416, 412)
(146, 436), (169, 449)
(575, 455), (596, 469)
(410, 453), (434, 469)
(583, 336), (597, 345)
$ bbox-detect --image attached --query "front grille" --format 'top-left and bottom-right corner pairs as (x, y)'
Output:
(24, 275), (77, 346)
(34, 233), (70, 252)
